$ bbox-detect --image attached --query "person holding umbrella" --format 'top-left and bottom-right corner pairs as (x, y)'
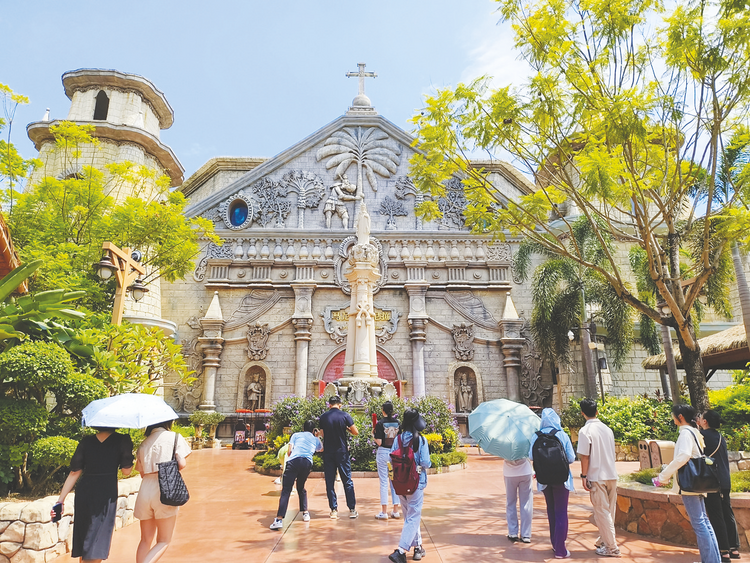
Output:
(53, 427), (134, 563)
(134, 420), (191, 563)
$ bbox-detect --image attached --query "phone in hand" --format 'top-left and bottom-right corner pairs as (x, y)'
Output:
(52, 502), (62, 523)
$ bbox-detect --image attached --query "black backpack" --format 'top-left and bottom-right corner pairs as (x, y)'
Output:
(531, 429), (570, 485)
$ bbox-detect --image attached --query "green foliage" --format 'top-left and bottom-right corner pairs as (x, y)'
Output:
(725, 426), (750, 452)
(50, 372), (107, 417)
(731, 471), (750, 493)
(271, 434), (290, 454)
(28, 436), (77, 475)
(628, 467), (672, 487)
(423, 433), (444, 453)
(204, 412), (226, 426)
(732, 370), (750, 385)
(312, 453), (324, 472)
(267, 396), (328, 442)
(0, 341), (74, 403)
(189, 411), (211, 427)
(412, 395), (456, 435)
(0, 398), (47, 445)
(118, 428), (146, 451)
(430, 451), (468, 468)
(442, 427), (459, 453)
(348, 412), (376, 471)
(172, 423), (195, 439)
(561, 396), (677, 444)
(710, 385), (750, 429)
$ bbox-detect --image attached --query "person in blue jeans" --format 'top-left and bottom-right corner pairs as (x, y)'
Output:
(388, 408), (431, 563)
(270, 420), (323, 530)
(319, 394), (359, 519)
(528, 408), (576, 559)
(373, 401), (401, 520)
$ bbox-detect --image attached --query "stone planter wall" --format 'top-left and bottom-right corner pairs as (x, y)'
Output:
(615, 443), (639, 462)
(0, 476), (141, 563)
(615, 482), (750, 549)
(729, 451), (750, 473)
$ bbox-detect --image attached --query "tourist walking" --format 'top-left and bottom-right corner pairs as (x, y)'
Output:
(654, 404), (721, 563)
(388, 408), (431, 563)
(319, 394), (359, 519)
(577, 398), (620, 557)
(699, 409), (742, 562)
(374, 400), (401, 520)
(134, 421), (191, 563)
(504, 457), (533, 543)
(529, 408), (576, 559)
(270, 420), (323, 530)
(53, 428), (134, 563)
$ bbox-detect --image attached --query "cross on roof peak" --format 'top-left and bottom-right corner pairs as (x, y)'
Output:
(345, 63), (378, 114)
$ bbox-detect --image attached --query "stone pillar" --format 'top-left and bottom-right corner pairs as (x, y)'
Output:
(501, 319), (525, 403)
(291, 283), (316, 398)
(405, 283), (429, 397)
(199, 292), (224, 411)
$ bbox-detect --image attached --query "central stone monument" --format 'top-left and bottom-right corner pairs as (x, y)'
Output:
(336, 201), (391, 401)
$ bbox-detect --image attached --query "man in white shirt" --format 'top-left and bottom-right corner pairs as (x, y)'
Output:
(577, 398), (620, 557)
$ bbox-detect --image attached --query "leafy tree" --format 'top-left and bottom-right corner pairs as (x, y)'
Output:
(514, 218), (633, 398)
(410, 0), (750, 411)
(0, 83), (38, 210)
(7, 122), (219, 312)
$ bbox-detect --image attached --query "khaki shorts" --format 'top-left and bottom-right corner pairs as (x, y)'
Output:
(134, 473), (180, 520)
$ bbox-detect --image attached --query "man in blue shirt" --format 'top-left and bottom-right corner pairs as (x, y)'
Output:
(319, 395), (359, 519)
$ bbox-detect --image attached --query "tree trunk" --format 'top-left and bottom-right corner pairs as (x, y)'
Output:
(674, 318), (709, 412)
(580, 326), (598, 399)
(731, 243), (750, 340)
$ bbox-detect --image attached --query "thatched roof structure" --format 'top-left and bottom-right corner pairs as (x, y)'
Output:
(642, 324), (750, 373)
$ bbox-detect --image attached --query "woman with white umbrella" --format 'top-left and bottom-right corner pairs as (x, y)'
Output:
(53, 427), (134, 563)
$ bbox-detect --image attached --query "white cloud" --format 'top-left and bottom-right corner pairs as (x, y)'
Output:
(461, 16), (532, 88)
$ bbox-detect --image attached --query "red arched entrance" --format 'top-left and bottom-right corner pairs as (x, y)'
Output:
(322, 350), (397, 382)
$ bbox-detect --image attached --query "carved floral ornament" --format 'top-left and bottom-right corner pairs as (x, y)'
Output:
(333, 236), (388, 295)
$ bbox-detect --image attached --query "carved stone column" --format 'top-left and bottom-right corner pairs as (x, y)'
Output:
(198, 292), (224, 411)
(501, 319), (525, 402)
(292, 283), (316, 397)
(405, 283), (430, 397)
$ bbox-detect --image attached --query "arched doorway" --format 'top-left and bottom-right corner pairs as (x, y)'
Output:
(322, 350), (398, 383)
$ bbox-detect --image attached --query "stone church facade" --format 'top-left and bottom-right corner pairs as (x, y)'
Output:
(26, 67), (737, 428)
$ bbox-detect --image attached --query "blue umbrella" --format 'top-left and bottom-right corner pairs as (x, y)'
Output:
(468, 399), (541, 460)
(81, 393), (179, 429)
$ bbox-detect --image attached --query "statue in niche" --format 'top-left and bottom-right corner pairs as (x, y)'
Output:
(455, 369), (477, 413)
(245, 373), (265, 411)
(172, 380), (202, 413)
(324, 174), (360, 229)
(247, 321), (270, 361)
(452, 322), (475, 361)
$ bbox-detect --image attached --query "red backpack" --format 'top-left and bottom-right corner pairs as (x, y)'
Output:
(390, 435), (421, 495)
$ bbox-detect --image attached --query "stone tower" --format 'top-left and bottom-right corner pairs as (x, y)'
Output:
(26, 69), (184, 333)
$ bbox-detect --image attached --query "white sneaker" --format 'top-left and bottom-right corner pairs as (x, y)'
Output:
(270, 518), (283, 530)
(349, 509), (359, 519)
(375, 512), (389, 520)
(389, 511), (401, 519)
(330, 509), (338, 519)
(273, 477), (281, 485)
(302, 511), (310, 522)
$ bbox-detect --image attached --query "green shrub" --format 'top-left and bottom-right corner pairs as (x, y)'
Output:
(348, 412), (376, 471)
(28, 436), (77, 471)
(51, 372), (107, 416)
(117, 428), (145, 451)
(262, 455), (281, 470)
(710, 384), (750, 429)
(726, 425), (750, 451)
(204, 412), (225, 426)
(731, 470), (750, 493)
(0, 398), (48, 445)
(413, 396), (454, 435)
(629, 467), (660, 485)
(442, 427), (459, 453)
(188, 411), (211, 426)
(423, 433), (444, 453)
(173, 425), (195, 438)
(0, 341), (74, 403)
(366, 395), (407, 421)
(252, 450), (266, 462)
(312, 453), (324, 471)
(430, 451), (467, 467)
(267, 396), (328, 441)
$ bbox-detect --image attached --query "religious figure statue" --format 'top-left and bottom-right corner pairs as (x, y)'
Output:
(456, 373), (474, 413)
(247, 321), (270, 361)
(355, 200), (371, 245)
(245, 374), (264, 411)
(324, 174), (360, 229)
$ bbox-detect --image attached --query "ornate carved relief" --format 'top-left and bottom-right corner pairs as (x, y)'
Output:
(171, 379), (202, 414)
(193, 242), (235, 282)
(321, 303), (400, 344)
(224, 290), (283, 331)
(316, 126), (402, 194)
(451, 322), (475, 361)
(442, 291), (501, 331)
(282, 170), (325, 229)
(438, 177), (467, 230)
(323, 174), (359, 229)
(379, 196), (408, 230)
(251, 177), (292, 228)
(218, 191), (255, 230)
(347, 379), (371, 403)
(520, 319), (552, 407)
(395, 176), (426, 230)
(486, 242), (512, 262)
(246, 321), (271, 361)
(455, 367), (478, 413)
(333, 236), (388, 295)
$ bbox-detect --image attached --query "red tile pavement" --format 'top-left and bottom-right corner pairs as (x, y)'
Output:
(52, 449), (701, 563)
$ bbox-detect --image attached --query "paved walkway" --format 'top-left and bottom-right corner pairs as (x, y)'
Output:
(53, 449), (699, 563)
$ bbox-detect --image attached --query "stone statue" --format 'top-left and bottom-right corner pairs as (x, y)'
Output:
(355, 200), (371, 245)
(457, 373), (474, 413)
(245, 374), (264, 411)
(324, 174), (359, 229)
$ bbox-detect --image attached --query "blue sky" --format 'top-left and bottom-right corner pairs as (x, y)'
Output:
(3, 1), (524, 180)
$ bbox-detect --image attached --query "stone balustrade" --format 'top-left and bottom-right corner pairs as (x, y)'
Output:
(616, 481), (750, 549)
(0, 476), (141, 563)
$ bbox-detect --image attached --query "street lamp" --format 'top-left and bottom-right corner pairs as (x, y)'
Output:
(94, 242), (146, 325)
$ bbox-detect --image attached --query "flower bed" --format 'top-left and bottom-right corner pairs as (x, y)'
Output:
(0, 476), (141, 563)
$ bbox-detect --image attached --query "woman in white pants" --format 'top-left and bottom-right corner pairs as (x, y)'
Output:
(504, 458), (533, 542)
(373, 401), (401, 519)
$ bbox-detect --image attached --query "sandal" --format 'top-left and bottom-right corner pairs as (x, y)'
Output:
(722, 552), (731, 563)
(730, 549), (741, 560)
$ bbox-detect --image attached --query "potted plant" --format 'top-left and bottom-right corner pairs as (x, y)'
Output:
(189, 410), (210, 440)
(205, 412), (226, 440)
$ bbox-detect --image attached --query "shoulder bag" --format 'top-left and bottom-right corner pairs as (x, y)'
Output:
(677, 429), (720, 494)
(157, 432), (190, 506)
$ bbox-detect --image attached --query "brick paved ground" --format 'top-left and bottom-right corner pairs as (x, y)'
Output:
(52, 449), (701, 563)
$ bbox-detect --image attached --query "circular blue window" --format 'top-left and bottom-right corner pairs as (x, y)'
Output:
(229, 200), (249, 227)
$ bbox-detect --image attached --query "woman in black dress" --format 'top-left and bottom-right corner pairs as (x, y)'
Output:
(699, 410), (742, 563)
(54, 428), (134, 562)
